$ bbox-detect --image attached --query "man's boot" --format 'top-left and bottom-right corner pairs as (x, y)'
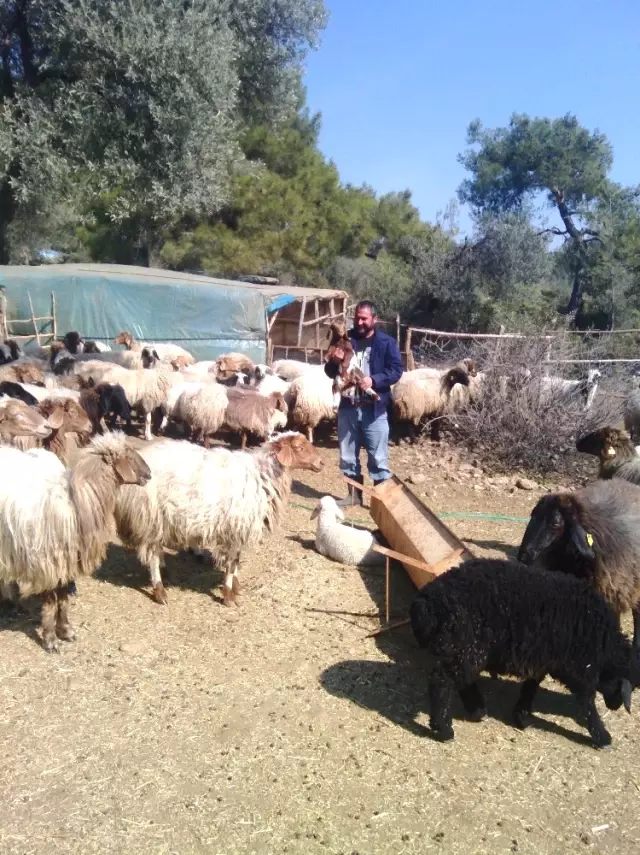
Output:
(336, 475), (364, 507)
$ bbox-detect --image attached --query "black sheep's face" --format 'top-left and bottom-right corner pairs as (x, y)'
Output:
(517, 495), (596, 568)
(599, 673), (633, 714)
(517, 497), (567, 565)
(600, 678), (624, 711)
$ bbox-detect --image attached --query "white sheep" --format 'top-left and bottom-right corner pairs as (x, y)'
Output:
(113, 431), (323, 606)
(171, 381), (229, 444)
(254, 369), (290, 398)
(271, 359), (319, 381)
(114, 331), (196, 365)
(392, 366), (469, 442)
(0, 432), (150, 651)
(311, 496), (385, 566)
(288, 366), (340, 443)
(75, 359), (173, 440)
(71, 350), (144, 370)
(179, 360), (219, 379)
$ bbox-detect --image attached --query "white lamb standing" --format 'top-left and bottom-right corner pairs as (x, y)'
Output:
(311, 496), (385, 566)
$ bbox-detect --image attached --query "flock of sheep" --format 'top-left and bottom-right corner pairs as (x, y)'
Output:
(2, 326), (640, 752)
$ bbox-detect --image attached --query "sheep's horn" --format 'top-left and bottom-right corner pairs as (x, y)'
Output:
(622, 679), (633, 713)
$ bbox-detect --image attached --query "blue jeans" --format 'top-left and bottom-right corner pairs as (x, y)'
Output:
(338, 403), (392, 484)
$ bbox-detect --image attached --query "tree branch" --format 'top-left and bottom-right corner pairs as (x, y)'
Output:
(537, 227), (568, 237)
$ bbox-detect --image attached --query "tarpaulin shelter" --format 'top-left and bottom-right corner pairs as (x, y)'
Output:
(0, 263), (348, 363)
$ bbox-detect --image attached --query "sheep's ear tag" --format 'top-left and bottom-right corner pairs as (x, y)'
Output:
(606, 447), (616, 458)
(586, 533), (594, 547)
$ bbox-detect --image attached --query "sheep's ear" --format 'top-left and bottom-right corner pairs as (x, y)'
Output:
(569, 522), (596, 559)
(622, 679), (633, 713)
(46, 409), (64, 430)
(310, 506), (320, 520)
(113, 455), (139, 484)
(274, 440), (294, 467)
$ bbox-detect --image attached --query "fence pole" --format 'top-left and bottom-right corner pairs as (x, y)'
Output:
(27, 292), (40, 345)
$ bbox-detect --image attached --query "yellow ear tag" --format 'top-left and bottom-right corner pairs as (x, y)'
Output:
(586, 533), (594, 547)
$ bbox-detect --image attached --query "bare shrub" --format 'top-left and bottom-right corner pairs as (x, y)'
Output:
(449, 333), (629, 478)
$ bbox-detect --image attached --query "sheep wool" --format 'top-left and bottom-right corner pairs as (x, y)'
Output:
(410, 558), (640, 747)
(114, 431), (323, 605)
(289, 367), (339, 443)
(0, 432), (150, 595)
(312, 496), (385, 566)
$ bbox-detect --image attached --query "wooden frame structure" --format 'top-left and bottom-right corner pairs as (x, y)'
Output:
(0, 289), (57, 345)
(267, 290), (349, 364)
(343, 474), (475, 635)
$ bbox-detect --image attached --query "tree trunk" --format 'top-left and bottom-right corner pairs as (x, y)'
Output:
(553, 189), (589, 316)
(0, 176), (15, 264)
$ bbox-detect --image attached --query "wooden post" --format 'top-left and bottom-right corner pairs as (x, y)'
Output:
(27, 292), (40, 345)
(329, 297), (335, 321)
(0, 291), (7, 339)
(405, 326), (412, 369)
(51, 291), (57, 341)
(396, 313), (400, 346)
(314, 299), (320, 348)
(297, 297), (307, 347)
(385, 557), (390, 624)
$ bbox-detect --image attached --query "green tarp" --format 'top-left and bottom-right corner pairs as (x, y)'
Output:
(0, 263), (274, 362)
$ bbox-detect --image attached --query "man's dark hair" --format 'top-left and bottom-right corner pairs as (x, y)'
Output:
(355, 300), (378, 317)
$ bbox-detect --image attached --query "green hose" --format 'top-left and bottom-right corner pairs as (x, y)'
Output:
(440, 512), (529, 524)
(290, 501), (528, 524)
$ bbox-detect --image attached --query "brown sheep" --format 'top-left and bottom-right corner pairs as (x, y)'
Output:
(518, 478), (640, 650)
(0, 399), (60, 442)
(215, 352), (255, 381)
(13, 398), (93, 464)
(324, 321), (381, 401)
(0, 360), (46, 386)
(577, 426), (640, 486)
(222, 388), (289, 450)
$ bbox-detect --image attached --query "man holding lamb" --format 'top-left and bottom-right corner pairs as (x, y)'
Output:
(324, 300), (404, 506)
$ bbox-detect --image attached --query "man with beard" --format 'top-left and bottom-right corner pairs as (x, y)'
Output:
(324, 300), (404, 506)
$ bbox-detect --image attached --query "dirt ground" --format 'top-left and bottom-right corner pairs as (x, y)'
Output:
(1, 430), (639, 855)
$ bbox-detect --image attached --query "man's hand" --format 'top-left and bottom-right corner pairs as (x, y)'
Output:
(359, 376), (373, 391)
(331, 347), (345, 363)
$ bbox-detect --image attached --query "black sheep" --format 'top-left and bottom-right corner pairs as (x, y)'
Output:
(98, 383), (132, 429)
(62, 331), (85, 354)
(0, 381), (39, 407)
(0, 340), (21, 364)
(409, 558), (640, 747)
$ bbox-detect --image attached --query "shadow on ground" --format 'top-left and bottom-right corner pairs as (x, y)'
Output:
(463, 538), (520, 559)
(320, 658), (594, 747)
(95, 543), (226, 603)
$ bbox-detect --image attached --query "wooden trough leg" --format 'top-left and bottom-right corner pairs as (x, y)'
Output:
(385, 556), (390, 625)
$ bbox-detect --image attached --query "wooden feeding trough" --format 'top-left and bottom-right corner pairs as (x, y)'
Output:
(343, 474), (475, 633)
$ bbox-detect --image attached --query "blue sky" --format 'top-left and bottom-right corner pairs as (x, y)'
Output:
(303, 0), (640, 236)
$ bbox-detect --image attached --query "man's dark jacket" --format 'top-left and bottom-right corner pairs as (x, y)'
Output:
(324, 328), (404, 419)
